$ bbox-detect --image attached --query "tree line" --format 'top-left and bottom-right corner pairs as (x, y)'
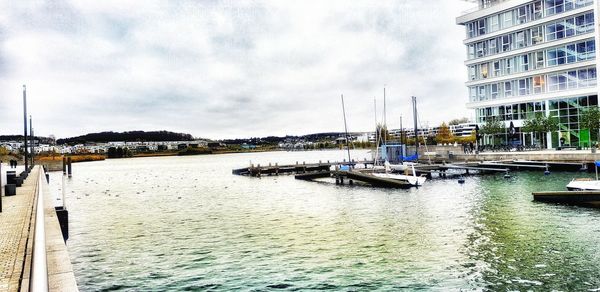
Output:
(57, 131), (194, 145)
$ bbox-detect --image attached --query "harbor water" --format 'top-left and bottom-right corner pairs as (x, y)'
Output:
(48, 150), (600, 291)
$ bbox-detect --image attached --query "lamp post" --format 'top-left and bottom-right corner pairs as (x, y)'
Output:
(30, 116), (34, 166)
(23, 85), (28, 171)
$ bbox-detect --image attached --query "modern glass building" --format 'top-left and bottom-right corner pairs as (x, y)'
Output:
(457, 0), (599, 148)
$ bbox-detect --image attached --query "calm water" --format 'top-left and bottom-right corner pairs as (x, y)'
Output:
(48, 150), (600, 291)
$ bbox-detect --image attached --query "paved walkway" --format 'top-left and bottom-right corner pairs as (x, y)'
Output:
(0, 167), (38, 292)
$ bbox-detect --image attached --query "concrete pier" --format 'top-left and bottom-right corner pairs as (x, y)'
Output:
(0, 166), (78, 291)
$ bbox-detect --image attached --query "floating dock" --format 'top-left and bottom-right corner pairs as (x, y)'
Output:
(533, 190), (600, 207)
(295, 170), (413, 188)
(233, 159), (591, 189)
(232, 160), (375, 177)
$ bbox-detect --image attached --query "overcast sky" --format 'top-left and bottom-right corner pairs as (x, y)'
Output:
(0, 0), (476, 139)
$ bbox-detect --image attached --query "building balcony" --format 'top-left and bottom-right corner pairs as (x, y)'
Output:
(466, 86), (599, 108)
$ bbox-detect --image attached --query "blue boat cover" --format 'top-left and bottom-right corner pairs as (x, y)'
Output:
(340, 165), (351, 171)
(402, 154), (419, 161)
(595, 161), (600, 167)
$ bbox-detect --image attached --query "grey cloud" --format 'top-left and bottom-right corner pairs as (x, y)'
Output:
(0, 0), (475, 139)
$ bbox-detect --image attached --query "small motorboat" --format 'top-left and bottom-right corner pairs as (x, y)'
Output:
(566, 178), (600, 191)
(372, 162), (427, 187)
(566, 161), (600, 191)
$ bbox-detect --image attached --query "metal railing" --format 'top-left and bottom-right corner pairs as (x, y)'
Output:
(30, 168), (48, 291)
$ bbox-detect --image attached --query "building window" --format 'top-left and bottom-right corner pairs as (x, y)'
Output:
(535, 51), (545, 69)
(488, 38), (497, 55)
(478, 86), (487, 101)
(478, 18), (487, 35)
(579, 68), (597, 87)
(520, 54), (530, 71)
(531, 26), (543, 44)
(518, 78), (531, 95)
(489, 15), (500, 32)
(476, 42), (485, 57)
(533, 75), (545, 94)
(481, 63), (489, 78)
(568, 70), (578, 89)
(506, 57), (515, 74)
(566, 43), (577, 63)
(491, 83), (499, 99)
(493, 61), (501, 77)
(504, 81), (513, 97)
(545, 0), (564, 16)
(533, 1), (543, 20)
(575, 13), (594, 34)
(515, 31), (526, 49)
(503, 11), (514, 28)
(565, 18), (575, 37)
(502, 35), (511, 52)
(549, 73), (567, 91)
(467, 22), (476, 38)
(468, 45), (475, 59)
(518, 6), (528, 24)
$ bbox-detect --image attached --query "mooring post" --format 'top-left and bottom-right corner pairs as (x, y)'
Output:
(67, 157), (72, 178)
(0, 161), (3, 213)
(62, 157), (66, 175)
(62, 174), (66, 209)
(275, 163), (279, 176)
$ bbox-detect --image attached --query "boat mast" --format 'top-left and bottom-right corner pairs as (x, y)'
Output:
(341, 94), (352, 166)
(383, 86), (387, 146)
(400, 115), (403, 144)
(412, 96), (419, 150)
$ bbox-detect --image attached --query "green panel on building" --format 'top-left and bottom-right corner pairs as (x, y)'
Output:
(580, 129), (590, 148)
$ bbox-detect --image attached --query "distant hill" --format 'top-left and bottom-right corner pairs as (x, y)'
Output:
(220, 132), (367, 145)
(0, 135), (54, 144)
(56, 131), (195, 145)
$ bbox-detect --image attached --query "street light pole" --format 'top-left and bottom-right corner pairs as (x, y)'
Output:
(30, 116), (34, 166)
(23, 85), (28, 171)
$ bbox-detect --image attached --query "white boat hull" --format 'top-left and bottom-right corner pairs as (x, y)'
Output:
(566, 180), (600, 191)
(372, 173), (427, 186)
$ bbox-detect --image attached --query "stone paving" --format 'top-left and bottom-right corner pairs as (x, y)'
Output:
(0, 167), (38, 292)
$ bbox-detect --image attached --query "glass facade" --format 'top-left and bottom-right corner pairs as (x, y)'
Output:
(549, 95), (599, 147)
(469, 66), (597, 102)
(467, 12), (594, 60)
(468, 39), (595, 81)
(475, 95), (598, 147)
(466, 0), (592, 39)
(462, 0), (600, 148)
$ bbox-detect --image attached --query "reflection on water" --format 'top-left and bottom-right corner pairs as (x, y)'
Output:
(48, 150), (600, 291)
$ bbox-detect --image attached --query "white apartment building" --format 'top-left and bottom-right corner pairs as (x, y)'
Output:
(457, 0), (598, 148)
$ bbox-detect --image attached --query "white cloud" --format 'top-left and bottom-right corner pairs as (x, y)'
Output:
(0, 0), (475, 139)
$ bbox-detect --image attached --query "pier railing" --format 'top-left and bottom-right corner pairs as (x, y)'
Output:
(30, 167), (48, 292)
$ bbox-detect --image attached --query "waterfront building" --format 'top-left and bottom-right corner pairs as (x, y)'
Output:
(367, 123), (477, 143)
(457, 0), (599, 148)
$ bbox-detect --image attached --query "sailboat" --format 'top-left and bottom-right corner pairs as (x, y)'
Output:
(372, 161), (427, 186)
(371, 91), (426, 187)
(566, 161), (600, 190)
